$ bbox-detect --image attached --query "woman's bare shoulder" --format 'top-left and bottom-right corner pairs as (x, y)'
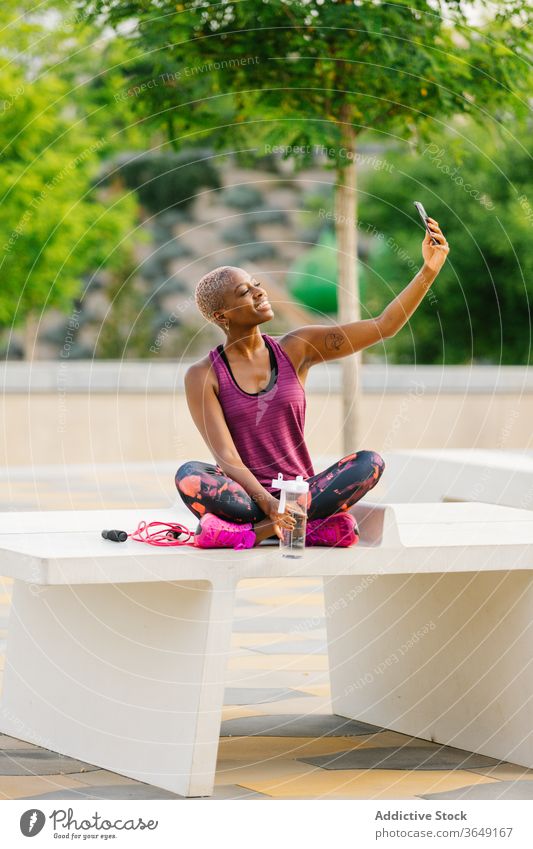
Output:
(184, 353), (218, 392)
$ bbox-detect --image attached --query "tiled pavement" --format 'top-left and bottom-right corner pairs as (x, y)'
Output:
(1, 462), (532, 800)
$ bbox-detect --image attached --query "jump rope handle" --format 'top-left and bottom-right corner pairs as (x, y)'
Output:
(102, 529), (128, 542)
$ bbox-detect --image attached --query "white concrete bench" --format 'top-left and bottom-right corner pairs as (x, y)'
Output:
(378, 448), (533, 509)
(1, 500), (533, 797)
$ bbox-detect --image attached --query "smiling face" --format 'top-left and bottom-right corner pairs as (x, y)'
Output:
(213, 267), (274, 332)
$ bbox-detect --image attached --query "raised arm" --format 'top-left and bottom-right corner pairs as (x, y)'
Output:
(281, 217), (449, 368)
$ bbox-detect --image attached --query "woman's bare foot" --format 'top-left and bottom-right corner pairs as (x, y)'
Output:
(252, 517), (280, 545)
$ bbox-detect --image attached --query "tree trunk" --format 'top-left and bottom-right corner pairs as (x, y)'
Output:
(335, 125), (361, 454)
(23, 310), (39, 361)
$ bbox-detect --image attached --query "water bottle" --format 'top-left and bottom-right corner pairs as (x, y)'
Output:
(271, 473), (309, 558)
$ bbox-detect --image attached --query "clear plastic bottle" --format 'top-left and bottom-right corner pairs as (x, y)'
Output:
(271, 473), (309, 558)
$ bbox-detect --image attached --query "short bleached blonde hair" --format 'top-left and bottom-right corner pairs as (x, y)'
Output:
(194, 266), (237, 325)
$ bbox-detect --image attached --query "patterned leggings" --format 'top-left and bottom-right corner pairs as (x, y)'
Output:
(175, 451), (385, 526)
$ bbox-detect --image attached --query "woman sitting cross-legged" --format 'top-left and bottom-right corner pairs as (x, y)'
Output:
(176, 218), (449, 549)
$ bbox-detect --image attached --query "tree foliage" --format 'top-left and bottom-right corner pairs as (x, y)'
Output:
(73, 0), (532, 368)
(0, 2), (137, 332)
(358, 117), (533, 364)
(77, 0), (532, 166)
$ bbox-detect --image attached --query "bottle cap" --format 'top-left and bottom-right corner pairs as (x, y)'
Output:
(270, 473), (310, 494)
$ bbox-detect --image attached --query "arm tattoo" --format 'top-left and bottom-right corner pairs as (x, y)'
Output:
(325, 331), (346, 352)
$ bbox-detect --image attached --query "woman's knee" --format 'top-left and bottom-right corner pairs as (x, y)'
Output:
(357, 450), (386, 482)
(175, 460), (207, 497)
(175, 460), (211, 478)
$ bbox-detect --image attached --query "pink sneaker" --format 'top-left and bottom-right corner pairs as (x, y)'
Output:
(306, 512), (359, 547)
(194, 513), (256, 550)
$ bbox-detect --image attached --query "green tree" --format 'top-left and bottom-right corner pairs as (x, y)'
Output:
(0, 2), (138, 358)
(78, 0), (531, 444)
(359, 116), (533, 364)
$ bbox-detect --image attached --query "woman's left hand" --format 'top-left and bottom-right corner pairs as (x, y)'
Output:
(422, 217), (450, 273)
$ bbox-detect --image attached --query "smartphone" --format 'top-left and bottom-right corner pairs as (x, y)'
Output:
(414, 201), (438, 245)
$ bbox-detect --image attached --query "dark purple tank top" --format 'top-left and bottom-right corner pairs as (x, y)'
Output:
(209, 334), (315, 494)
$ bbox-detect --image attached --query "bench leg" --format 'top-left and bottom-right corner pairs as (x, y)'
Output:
(0, 578), (236, 797)
(324, 572), (533, 767)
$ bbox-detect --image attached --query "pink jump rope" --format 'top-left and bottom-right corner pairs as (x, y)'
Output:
(102, 520), (196, 547)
